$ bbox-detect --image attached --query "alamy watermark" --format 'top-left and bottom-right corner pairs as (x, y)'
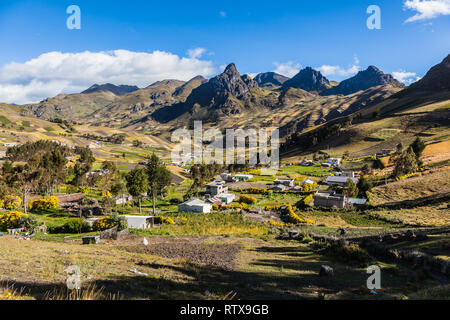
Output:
(367, 5), (381, 30)
(367, 265), (381, 290)
(67, 5), (81, 30)
(171, 121), (280, 169)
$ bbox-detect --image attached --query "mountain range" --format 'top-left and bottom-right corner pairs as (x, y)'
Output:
(18, 55), (449, 140)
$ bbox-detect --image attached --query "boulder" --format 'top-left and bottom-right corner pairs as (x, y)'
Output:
(319, 265), (334, 277)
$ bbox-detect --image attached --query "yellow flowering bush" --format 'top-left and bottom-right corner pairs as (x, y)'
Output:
(92, 216), (115, 231)
(102, 191), (112, 198)
(285, 205), (315, 225)
(155, 216), (175, 225)
(268, 220), (284, 228)
(29, 196), (60, 211)
(238, 195), (257, 205)
(4, 196), (22, 210)
(0, 211), (38, 230)
(302, 194), (314, 206)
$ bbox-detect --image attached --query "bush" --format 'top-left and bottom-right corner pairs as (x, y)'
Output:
(315, 241), (373, 266)
(0, 211), (38, 231)
(238, 195), (257, 205)
(49, 219), (91, 234)
(3, 196), (22, 210)
(285, 205), (315, 225)
(92, 217), (115, 231)
(92, 214), (128, 232)
(154, 216), (175, 225)
(29, 196), (60, 211)
(169, 198), (182, 205)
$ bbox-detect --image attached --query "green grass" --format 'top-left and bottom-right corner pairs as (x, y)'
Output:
(369, 129), (401, 141)
(437, 103), (450, 111)
(43, 126), (55, 132)
(0, 115), (11, 125)
(279, 165), (333, 177)
(130, 211), (270, 237)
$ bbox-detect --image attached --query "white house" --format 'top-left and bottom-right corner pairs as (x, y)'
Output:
(233, 174), (254, 181)
(273, 179), (295, 187)
(179, 199), (213, 213)
(206, 181), (228, 196)
(123, 215), (155, 229)
(325, 176), (358, 186)
(115, 194), (133, 205)
(327, 158), (342, 167)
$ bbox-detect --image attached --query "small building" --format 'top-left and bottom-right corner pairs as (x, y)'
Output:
(3, 142), (19, 148)
(208, 193), (236, 205)
(301, 179), (315, 185)
(321, 163), (332, 168)
(233, 174), (254, 181)
(273, 179), (295, 187)
(206, 181), (228, 196)
(122, 215), (155, 229)
(347, 198), (368, 207)
(325, 176), (358, 186)
(299, 160), (314, 166)
(179, 199), (213, 213)
(290, 186), (303, 191)
(220, 173), (237, 183)
(327, 158), (342, 167)
(115, 194), (133, 205)
(271, 184), (288, 191)
(314, 191), (346, 209)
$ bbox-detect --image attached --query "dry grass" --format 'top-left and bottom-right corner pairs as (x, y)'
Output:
(369, 169), (450, 206)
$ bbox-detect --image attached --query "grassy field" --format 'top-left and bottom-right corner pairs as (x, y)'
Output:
(0, 234), (443, 300)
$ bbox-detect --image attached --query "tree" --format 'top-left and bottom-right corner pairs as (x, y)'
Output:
(396, 143), (403, 154)
(146, 154), (171, 215)
(410, 137), (425, 162)
(393, 147), (418, 178)
(357, 176), (372, 197)
(343, 178), (359, 198)
(126, 168), (148, 215)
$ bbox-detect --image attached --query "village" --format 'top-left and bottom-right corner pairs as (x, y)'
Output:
(0, 137), (449, 300)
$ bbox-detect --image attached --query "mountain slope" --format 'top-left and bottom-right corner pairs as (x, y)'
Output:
(82, 83), (139, 96)
(326, 66), (404, 96)
(254, 72), (290, 88)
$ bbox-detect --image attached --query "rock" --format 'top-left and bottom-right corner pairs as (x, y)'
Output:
(289, 230), (299, 239)
(319, 265), (334, 277)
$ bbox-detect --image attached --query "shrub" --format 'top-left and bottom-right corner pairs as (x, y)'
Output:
(29, 196), (60, 212)
(268, 219), (284, 228)
(238, 195), (257, 205)
(315, 241), (373, 266)
(4, 196), (22, 210)
(154, 216), (175, 225)
(92, 216), (115, 231)
(302, 194), (314, 206)
(285, 205), (315, 225)
(169, 198), (182, 205)
(0, 211), (37, 231)
(49, 219), (91, 234)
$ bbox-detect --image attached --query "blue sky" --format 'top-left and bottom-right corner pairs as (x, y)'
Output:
(0, 0), (449, 104)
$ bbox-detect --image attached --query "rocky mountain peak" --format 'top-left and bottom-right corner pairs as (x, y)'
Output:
(326, 66), (404, 96)
(282, 67), (331, 92)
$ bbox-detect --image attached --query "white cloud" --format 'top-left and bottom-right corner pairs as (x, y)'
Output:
(272, 61), (301, 78)
(404, 0), (450, 22)
(0, 49), (216, 104)
(392, 70), (421, 84)
(187, 48), (206, 59)
(317, 56), (360, 78)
